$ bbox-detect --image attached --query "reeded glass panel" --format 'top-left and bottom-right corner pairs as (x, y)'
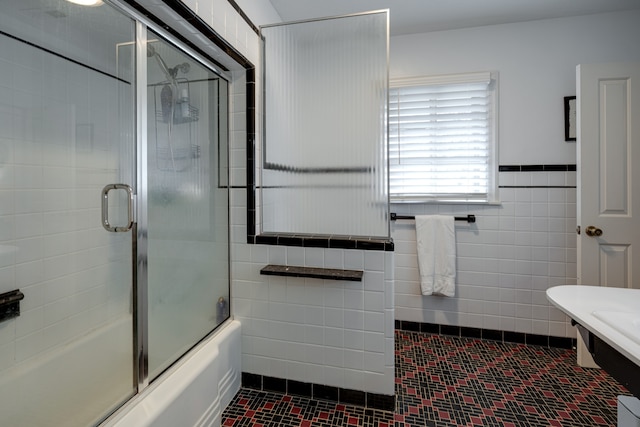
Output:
(146, 30), (229, 380)
(261, 11), (389, 237)
(0, 1), (136, 426)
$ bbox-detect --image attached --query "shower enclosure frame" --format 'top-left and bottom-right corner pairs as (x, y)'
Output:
(0, 0), (235, 424)
(123, 5), (233, 395)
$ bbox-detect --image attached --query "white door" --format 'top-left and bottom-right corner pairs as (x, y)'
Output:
(576, 62), (640, 366)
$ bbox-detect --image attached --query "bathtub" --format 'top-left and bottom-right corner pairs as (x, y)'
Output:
(0, 316), (240, 427)
(0, 316), (135, 427)
(104, 319), (241, 427)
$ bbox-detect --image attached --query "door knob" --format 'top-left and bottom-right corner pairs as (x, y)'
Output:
(585, 226), (603, 237)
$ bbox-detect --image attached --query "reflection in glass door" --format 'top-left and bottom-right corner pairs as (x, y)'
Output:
(0, 1), (136, 426)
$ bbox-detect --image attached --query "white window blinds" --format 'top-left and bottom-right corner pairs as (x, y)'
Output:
(389, 72), (497, 202)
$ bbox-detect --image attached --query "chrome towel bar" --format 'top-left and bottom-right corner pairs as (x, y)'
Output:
(390, 213), (476, 223)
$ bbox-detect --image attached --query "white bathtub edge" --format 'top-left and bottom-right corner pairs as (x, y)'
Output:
(103, 320), (241, 427)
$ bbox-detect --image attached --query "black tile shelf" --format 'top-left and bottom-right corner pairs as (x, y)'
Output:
(260, 264), (363, 282)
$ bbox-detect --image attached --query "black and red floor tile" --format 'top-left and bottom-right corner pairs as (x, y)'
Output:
(222, 330), (629, 426)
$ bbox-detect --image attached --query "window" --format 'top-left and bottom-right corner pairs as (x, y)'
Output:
(389, 72), (497, 203)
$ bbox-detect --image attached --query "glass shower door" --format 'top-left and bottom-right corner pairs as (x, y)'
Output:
(145, 30), (229, 380)
(0, 1), (136, 426)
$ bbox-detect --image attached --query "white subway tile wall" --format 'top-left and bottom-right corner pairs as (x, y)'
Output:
(231, 248), (395, 395)
(168, 0), (259, 65)
(0, 36), (131, 371)
(392, 170), (577, 339)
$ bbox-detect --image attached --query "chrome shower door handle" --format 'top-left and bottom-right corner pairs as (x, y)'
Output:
(101, 184), (135, 232)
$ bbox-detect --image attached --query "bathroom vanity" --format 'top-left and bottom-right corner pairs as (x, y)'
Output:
(547, 285), (640, 427)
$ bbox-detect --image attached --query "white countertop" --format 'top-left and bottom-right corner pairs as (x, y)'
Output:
(547, 285), (640, 367)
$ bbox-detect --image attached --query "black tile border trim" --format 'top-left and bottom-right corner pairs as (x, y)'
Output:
(245, 67), (257, 241)
(395, 320), (576, 349)
(226, 0), (260, 35)
(252, 233), (395, 252)
(260, 264), (363, 281)
(241, 373), (395, 412)
(499, 185), (576, 189)
(499, 164), (577, 172)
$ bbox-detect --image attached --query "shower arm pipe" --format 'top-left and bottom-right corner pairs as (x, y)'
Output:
(147, 44), (172, 78)
(390, 213), (476, 223)
(147, 43), (190, 91)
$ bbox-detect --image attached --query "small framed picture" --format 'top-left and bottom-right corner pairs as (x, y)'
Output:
(564, 96), (576, 141)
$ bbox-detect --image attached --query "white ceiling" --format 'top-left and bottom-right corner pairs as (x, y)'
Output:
(268, 0), (640, 36)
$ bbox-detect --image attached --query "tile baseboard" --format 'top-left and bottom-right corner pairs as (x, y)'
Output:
(395, 320), (576, 349)
(241, 373), (395, 412)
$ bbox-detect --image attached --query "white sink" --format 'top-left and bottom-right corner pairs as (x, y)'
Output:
(546, 285), (640, 367)
(592, 310), (640, 346)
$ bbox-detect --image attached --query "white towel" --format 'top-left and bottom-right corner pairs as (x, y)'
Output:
(415, 215), (456, 297)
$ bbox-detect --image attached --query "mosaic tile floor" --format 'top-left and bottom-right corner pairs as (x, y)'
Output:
(222, 330), (630, 426)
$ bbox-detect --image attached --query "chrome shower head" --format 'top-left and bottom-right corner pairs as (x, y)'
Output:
(177, 63), (190, 74)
